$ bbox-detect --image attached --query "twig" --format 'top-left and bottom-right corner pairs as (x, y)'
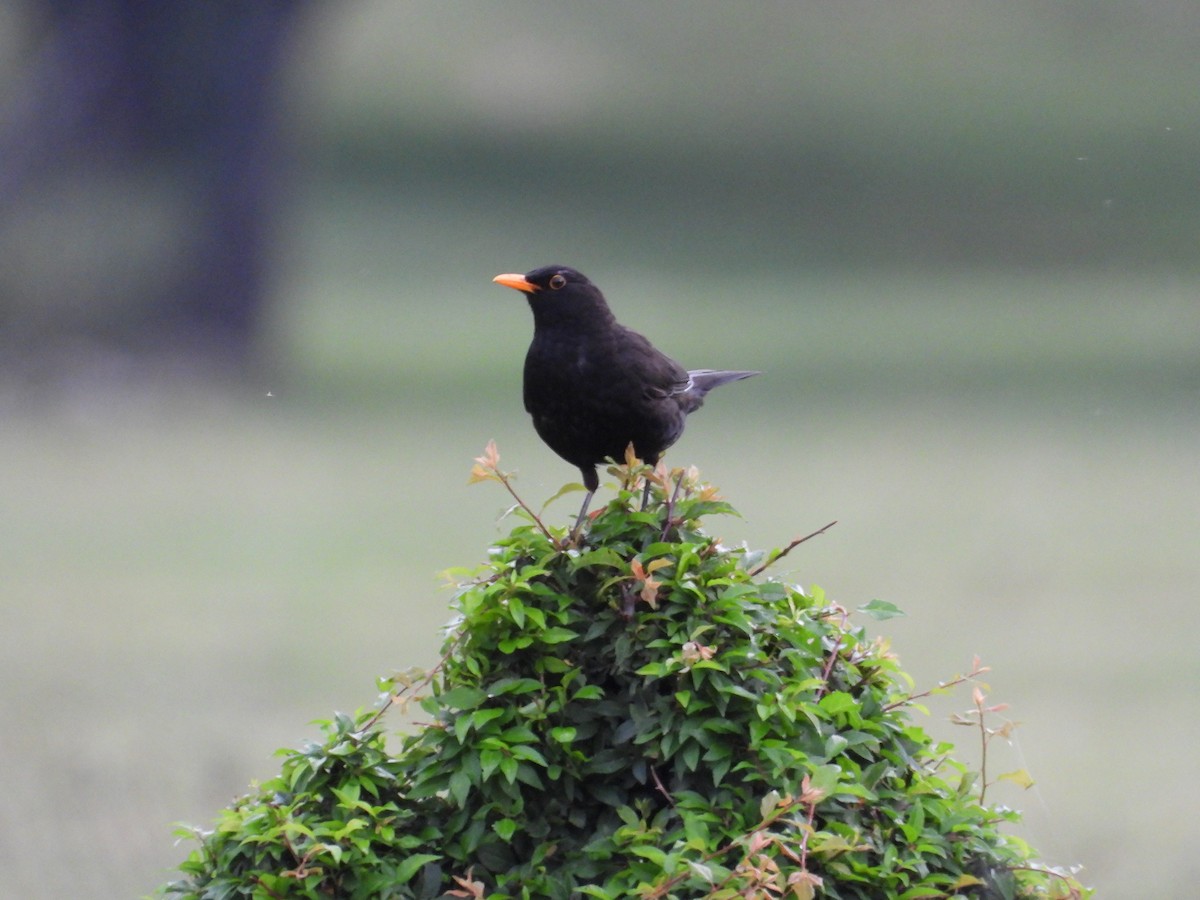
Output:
(506, 480), (561, 549)
(976, 687), (991, 806)
(361, 634), (463, 732)
(748, 521), (837, 576)
(796, 788), (820, 873)
(659, 469), (688, 540)
(470, 441), (561, 548)
(497, 472), (560, 547)
(649, 765), (675, 806)
(813, 605), (849, 700)
(881, 657), (990, 713)
(1004, 864), (1087, 899)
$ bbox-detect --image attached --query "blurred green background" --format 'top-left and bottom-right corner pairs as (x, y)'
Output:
(2, 2), (1198, 897)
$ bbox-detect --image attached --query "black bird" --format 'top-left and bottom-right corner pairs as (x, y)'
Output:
(493, 265), (758, 531)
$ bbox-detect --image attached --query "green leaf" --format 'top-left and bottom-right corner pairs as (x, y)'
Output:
(586, 751), (629, 774)
(859, 598), (906, 620)
(471, 707), (507, 729)
(817, 691), (858, 715)
(686, 859), (715, 884)
(760, 789), (782, 819)
(539, 480), (586, 512)
(499, 754), (519, 783)
(454, 714), (472, 743)
(438, 686), (487, 710)
(823, 733), (849, 759)
(808, 763), (844, 797)
(509, 744), (549, 767)
(998, 768), (1035, 789)
(489, 676), (542, 696)
(681, 741), (701, 772)
(499, 725), (537, 744)
(508, 595), (527, 627)
(395, 853), (440, 884)
(480, 748), (504, 780)
(569, 547), (629, 570)
(449, 768), (472, 807)
(493, 818), (519, 842)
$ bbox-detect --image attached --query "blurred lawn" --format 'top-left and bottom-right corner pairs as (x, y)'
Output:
(2, 240), (1197, 895)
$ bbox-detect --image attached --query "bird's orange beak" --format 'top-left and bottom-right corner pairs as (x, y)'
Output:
(493, 273), (538, 293)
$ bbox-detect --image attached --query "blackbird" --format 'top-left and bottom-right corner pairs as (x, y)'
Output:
(493, 265), (758, 530)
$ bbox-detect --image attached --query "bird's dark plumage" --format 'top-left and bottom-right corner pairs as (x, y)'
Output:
(493, 265), (758, 527)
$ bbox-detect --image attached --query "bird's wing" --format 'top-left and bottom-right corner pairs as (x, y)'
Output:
(613, 329), (691, 401)
(661, 372), (695, 398)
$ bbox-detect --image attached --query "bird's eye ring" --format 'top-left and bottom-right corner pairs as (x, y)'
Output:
(548, 274), (567, 290)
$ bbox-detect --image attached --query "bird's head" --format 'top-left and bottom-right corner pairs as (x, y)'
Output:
(493, 265), (613, 328)
(492, 265), (592, 294)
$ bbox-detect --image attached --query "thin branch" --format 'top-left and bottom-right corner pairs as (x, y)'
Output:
(977, 689), (991, 806)
(659, 469), (688, 540)
(748, 521), (838, 576)
(797, 792), (820, 873)
(649, 765), (676, 807)
(813, 605), (849, 700)
(361, 633), (463, 732)
(495, 471), (560, 548)
(470, 442), (561, 548)
(881, 659), (990, 712)
(1004, 864), (1087, 899)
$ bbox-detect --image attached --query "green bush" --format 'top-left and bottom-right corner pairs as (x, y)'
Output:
(161, 448), (1089, 899)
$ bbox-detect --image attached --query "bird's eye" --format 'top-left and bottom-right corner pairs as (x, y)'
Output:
(548, 274), (567, 290)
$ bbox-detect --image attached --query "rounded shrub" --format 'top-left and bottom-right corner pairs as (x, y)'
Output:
(162, 452), (1089, 899)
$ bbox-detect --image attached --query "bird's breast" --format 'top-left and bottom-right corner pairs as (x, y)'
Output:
(526, 333), (597, 379)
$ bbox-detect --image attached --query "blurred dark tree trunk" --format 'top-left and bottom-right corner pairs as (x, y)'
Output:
(0, 0), (306, 374)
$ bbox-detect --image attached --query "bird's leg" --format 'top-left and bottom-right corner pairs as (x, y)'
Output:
(569, 469), (601, 544)
(570, 489), (595, 541)
(639, 456), (661, 510)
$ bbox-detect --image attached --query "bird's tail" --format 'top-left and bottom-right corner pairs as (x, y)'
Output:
(687, 369), (760, 398)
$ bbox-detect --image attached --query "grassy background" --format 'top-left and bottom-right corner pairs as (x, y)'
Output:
(2, 3), (1199, 897)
